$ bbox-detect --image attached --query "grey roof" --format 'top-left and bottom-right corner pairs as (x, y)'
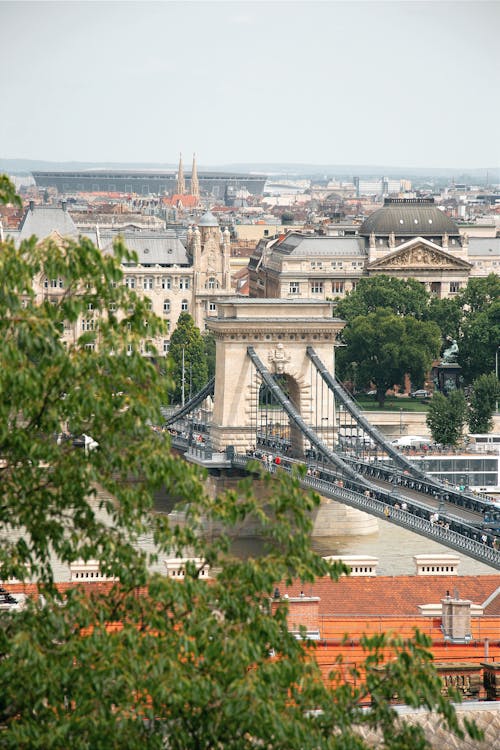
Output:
(275, 233), (366, 257)
(467, 237), (500, 256)
(360, 199), (459, 236)
(100, 232), (189, 265)
(198, 211), (219, 227)
(16, 205), (78, 243)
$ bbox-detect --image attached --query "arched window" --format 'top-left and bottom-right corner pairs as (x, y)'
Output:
(163, 299), (170, 314)
(206, 276), (219, 290)
(181, 299), (189, 311)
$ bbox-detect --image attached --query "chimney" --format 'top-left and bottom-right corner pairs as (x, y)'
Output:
(414, 554), (459, 575)
(441, 592), (472, 643)
(271, 594), (321, 639)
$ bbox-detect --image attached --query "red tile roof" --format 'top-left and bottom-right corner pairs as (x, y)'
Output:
(281, 575), (500, 616)
(162, 194), (199, 208)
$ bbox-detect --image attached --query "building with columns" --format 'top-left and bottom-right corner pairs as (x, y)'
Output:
(249, 198), (498, 300)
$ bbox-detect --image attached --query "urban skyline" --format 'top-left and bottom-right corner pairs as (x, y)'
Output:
(1, 1), (499, 170)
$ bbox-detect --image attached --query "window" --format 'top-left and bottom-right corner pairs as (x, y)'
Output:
(81, 318), (95, 331)
(161, 277), (171, 290)
(331, 261), (343, 269)
(163, 299), (170, 314)
(332, 280), (344, 294)
(207, 301), (217, 313)
(181, 299), (189, 311)
(289, 281), (300, 295)
(449, 281), (461, 294)
(143, 276), (153, 290)
(206, 277), (219, 290)
(125, 276), (136, 289)
(163, 340), (170, 354)
(144, 297), (152, 311)
(311, 261), (323, 270)
(87, 302), (94, 311)
(179, 276), (190, 290)
(311, 281), (323, 294)
(43, 278), (49, 289)
(108, 303), (117, 312)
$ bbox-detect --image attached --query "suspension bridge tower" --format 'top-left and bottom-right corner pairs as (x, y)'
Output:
(206, 299), (345, 455)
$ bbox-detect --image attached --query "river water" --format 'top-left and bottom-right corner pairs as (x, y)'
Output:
(47, 484), (497, 581)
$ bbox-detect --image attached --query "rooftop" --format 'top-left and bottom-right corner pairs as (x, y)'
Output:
(360, 198), (460, 237)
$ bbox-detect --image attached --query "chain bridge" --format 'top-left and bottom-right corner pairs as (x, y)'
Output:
(162, 299), (500, 570)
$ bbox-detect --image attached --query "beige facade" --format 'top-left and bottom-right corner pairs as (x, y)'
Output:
(249, 198), (498, 301)
(11, 205), (235, 358)
(233, 223), (303, 243)
(206, 299), (345, 452)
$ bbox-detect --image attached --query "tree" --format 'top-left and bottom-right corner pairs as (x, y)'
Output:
(458, 297), (500, 383)
(425, 295), (461, 344)
(0, 176), (480, 749)
(168, 312), (208, 403)
(426, 390), (468, 446)
(202, 329), (216, 381)
(335, 275), (431, 321)
(437, 275), (500, 384)
(468, 372), (500, 434)
(339, 309), (441, 406)
(0, 175), (22, 208)
(280, 211), (294, 225)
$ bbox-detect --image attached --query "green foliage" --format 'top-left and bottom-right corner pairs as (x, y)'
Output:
(0, 174), (22, 208)
(339, 309), (440, 406)
(280, 211), (294, 225)
(0, 178), (481, 748)
(425, 295), (461, 343)
(458, 284), (500, 382)
(426, 390), (468, 446)
(0, 231), (169, 585)
(468, 372), (500, 434)
(455, 273), (500, 315)
(168, 313), (208, 403)
(202, 329), (216, 381)
(335, 275), (430, 321)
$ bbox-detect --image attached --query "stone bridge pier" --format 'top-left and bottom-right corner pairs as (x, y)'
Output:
(206, 299), (345, 455)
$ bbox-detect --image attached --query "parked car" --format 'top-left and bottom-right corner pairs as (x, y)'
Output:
(410, 389), (429, 399)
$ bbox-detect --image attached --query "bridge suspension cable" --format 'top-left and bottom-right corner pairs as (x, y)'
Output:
(247, 346), (368, 486)
(163, 376), (215, 428)
(306, 346), (433, 483)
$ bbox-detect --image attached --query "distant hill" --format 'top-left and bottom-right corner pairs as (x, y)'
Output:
(1, 158), (498, 184)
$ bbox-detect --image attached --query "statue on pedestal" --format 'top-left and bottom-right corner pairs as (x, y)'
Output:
(441, 339), (459, 364)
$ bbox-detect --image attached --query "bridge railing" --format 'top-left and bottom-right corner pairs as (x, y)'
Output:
(232, 454), (500, 571)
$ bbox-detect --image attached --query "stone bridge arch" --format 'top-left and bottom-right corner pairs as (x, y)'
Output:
(206, 299), (345, 453)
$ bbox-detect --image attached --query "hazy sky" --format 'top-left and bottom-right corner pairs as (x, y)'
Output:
(1, 0), (499, 169)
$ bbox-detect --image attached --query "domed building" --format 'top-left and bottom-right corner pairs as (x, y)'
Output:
(249, 198), (478, 300)
(360, 198), (471, 297)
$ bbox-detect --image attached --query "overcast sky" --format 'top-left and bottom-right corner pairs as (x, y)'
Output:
(1, 0), (499, 169)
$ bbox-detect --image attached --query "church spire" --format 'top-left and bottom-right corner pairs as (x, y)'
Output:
(191, 153), (199, 198)
(177, 152), (185, 195)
